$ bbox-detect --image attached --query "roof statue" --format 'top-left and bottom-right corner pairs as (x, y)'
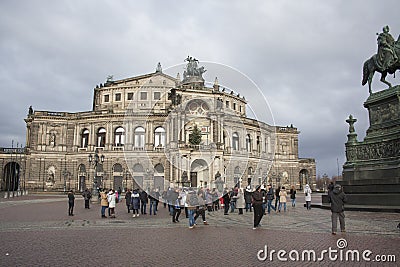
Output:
(182, 56), (206, 84)
(156, 62), (162, 73)
(362, 25), (400, 94)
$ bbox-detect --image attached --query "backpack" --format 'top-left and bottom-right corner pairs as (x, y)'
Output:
(188, 193), (199, 207)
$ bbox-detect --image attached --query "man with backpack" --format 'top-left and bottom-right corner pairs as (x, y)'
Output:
(186, 190), (198, 229)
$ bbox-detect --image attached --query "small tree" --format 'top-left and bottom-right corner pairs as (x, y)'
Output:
(189, 125), (202, 145)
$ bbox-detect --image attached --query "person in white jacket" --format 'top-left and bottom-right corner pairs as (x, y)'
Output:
(107, 189), (116, 218)
(304, 184), (312, 210)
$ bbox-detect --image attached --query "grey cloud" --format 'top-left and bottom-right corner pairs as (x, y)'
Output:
(0, 0), (398, 177)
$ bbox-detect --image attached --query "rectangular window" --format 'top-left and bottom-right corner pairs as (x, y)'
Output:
(115, 93), (121, 101)
(233, 103), (236, 110)
(226, 101), (229, 108)
(127, 92), (134, 100)
(154, 92), (161, 100)
(104, 95), (109, 102)
(140, 92), (147, 100)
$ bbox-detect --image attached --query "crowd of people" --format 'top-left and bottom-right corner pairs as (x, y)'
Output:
(67, 182), (347, 234)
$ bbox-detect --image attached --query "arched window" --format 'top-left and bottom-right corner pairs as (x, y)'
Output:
(134, 127), (145, 149)
(232, 132), (239, 151)
(81, 129), (89, 148)
(246, 134), (252, 152)
(97, 128), (106, 147)
(133, 163), (144, 173)
(78, 164), (86, 173)
(113, 163), (123, 172)
(114, 127), (125, 146)
(154, 127), (165, 148)
(154, 163), (164, 174)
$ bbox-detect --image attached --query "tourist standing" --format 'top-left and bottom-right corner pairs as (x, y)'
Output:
(140, 190), (148, 215)
(329, 184), (347, 235)
(266, 184), (276, 214)
(149, 188), (158, 215)
(125, 189), (132, 213)
(327, 182), (334, 196)
(107, 189), (116, 218)
(171, 188), (179, 223)
(67, 190), (75, 216)
(131, 189), (140, 217)
(153, 188), (160, 213)
(186, 190), (198, 229)
(274, 186), (280, 210)
(212, 188), (220, 211)
(304, 184), (312, 210)
(252, 185), (264, 229)
(194, 192), (209, 225)
(174, 189), (184, 222)
(289, 185), (296, 207)
(229, 187), (237, 213)
(117, 187), (122, 202)
(100, 189), (108, 218)
(278, 186), (287, 212)
(222, 189), (230, 215)
(244, 186), (253, 212)
(205, 189), (213, 212)
(82, 188), (91, 209)
(235, 188), (245, 215)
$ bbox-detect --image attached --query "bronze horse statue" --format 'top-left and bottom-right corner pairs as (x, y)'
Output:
(362, 36), (400, 94)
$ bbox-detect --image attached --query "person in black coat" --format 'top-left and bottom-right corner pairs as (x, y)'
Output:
(125, 189), (132, 213)
(244, 186), (253, 212)
(274, 186), (280, 209)
(82, 188), (92, 209)
(67, 190), (75, 216)
(170, 189), (179, 223)
(252, 185), (264, 229)
(139, 190), (148, 215)
(329, 184), (347, 235)
(222, 189), (231, 215)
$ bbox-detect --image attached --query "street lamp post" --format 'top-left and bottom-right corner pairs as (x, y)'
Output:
(88, 149), (105, 202)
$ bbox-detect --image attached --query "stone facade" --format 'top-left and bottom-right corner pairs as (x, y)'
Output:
(0, 61), (316, 193)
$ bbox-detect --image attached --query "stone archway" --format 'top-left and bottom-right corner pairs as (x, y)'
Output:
(2, 162), (20, 191)
(190, 159), (209, 188)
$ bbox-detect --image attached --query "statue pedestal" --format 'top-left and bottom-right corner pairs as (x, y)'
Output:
(340, 86), (400, 206)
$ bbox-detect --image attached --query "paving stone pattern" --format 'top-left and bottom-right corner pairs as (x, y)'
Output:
(0, 194), (399, 266)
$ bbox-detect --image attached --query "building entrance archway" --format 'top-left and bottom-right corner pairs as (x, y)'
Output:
(2, 162), (20, 191)
(190, 159), (209, 188)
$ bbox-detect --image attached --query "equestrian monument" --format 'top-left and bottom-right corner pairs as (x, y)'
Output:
(340, 26), (400, 207)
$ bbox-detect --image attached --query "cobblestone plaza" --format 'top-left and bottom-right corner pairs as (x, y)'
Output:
(0, 194), (398, 266)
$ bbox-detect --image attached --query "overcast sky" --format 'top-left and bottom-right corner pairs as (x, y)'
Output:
(0, 0), (398, 178)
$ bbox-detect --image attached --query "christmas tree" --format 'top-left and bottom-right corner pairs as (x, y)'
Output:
(189, 125), (202, 145)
